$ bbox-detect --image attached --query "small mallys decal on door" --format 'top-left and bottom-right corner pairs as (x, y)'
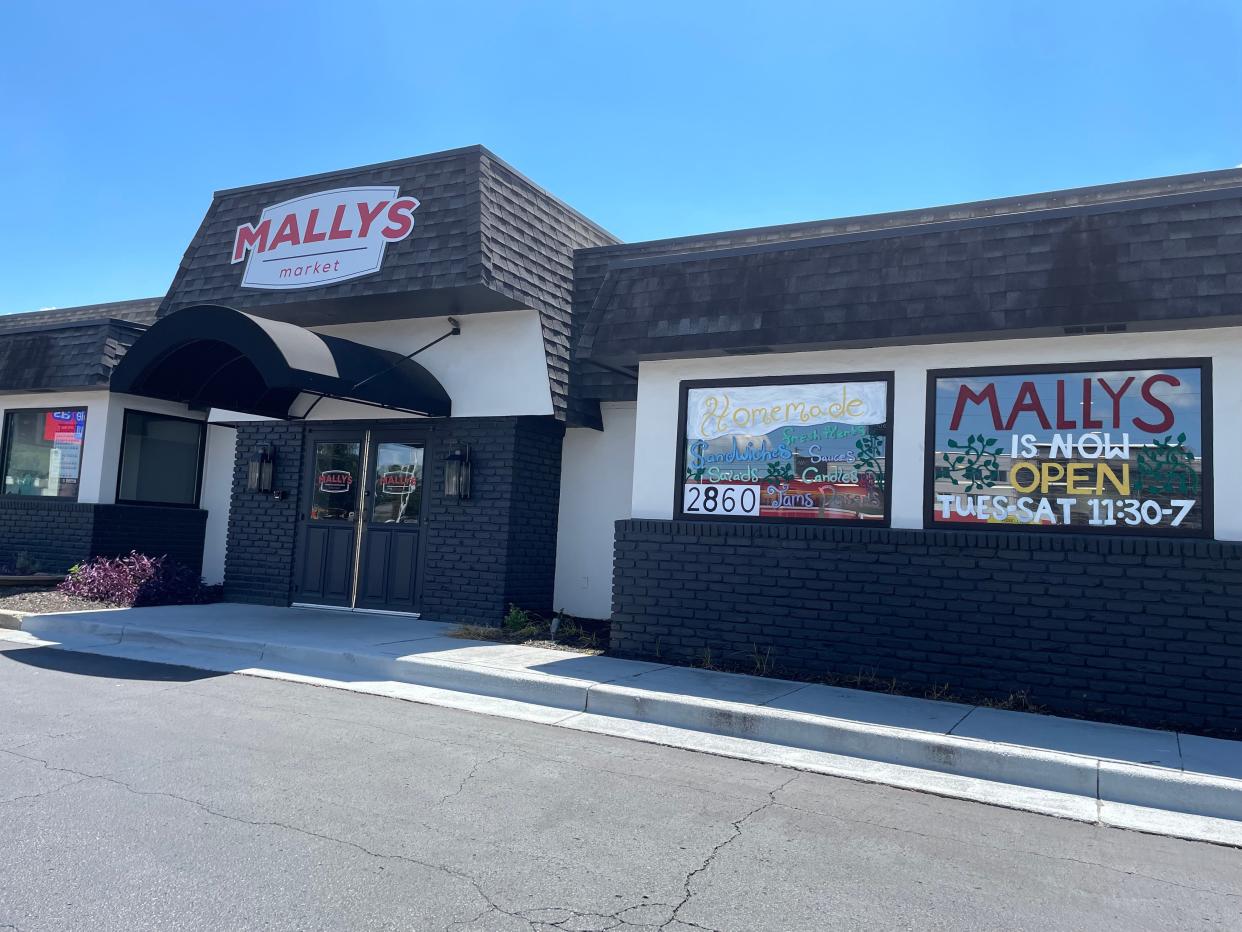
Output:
(318, 470), (353, 493)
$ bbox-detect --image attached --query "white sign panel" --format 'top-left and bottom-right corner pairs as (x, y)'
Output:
(231, 185), (420, 290)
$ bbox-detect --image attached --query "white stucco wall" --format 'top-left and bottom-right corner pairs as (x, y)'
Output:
(200, 424), (236, 584)
(312, 309), (554, 418)
(554, 402), (637, 619)
(630, 326), (1242, 540)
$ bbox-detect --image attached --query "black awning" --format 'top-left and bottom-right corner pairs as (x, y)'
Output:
(109, 304), (451, 419)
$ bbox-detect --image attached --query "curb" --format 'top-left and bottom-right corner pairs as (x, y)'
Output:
(14, 613), (1242, 845)
(584, 684), (1101, 799)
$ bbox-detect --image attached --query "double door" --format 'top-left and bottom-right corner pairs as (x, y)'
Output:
(294, 427), (429, 613)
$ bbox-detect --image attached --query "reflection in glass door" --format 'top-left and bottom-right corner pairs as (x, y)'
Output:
(310, 441), (363, 522)
(370, 442), (424, 524)
(296, 437), (365, 606)
(357, 439), (426, 612)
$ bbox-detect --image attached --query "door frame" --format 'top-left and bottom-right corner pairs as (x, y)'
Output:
(292, 423), (434, 614)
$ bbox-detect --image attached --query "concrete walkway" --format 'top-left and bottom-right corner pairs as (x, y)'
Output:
(2, 603), (1241, 847)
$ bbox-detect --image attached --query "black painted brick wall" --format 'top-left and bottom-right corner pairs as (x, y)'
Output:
(0, 498), (94, 573)
(419, 419), (521, 624)
(419, 417), (565, 624)
(89, 505), (207, 573)
(503, 418), (564, 617)
(223, 422), (306, 606)
(221, 416), (563, 625)
(612, 520), (1242, 731)
(0, 498), (206, 574)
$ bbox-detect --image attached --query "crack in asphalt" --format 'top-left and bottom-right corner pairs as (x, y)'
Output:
(436, 751), (506, 807)
(0, 776), (92, 808)
(448, 898), (680, 932)
(0, 746), (532, 927)
(0, 742), (783, 932)
(659, 773), (802, 932)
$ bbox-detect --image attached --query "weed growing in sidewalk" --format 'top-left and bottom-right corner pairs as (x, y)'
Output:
(452, 605), (607, 654)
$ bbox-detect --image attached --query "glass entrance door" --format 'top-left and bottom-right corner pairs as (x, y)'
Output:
(356, 437), (426, 611)
(293, 427), (429, 612)
(295, 434), (365, 606)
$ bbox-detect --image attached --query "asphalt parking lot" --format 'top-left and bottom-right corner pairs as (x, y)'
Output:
(1, 643), (1239, 932)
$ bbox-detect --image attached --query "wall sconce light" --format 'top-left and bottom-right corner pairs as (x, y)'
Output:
(247, 445), (275, 493)
(444, 444), (471, 500)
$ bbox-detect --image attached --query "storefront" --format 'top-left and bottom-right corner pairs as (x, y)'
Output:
(2, 147), (1240, 728)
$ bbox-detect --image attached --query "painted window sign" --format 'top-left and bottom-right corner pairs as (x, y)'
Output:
(678, 375), (893, 523)
(928, 361), (1211, 534)
(371, 443), (423, 524)
(378, 468), (416, 495)
(309, 442), (360, 522)
(231, 186), (419, 291)
(318, 470), (354, 494)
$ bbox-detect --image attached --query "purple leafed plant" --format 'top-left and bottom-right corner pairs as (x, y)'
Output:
(58, 552), (222, 607)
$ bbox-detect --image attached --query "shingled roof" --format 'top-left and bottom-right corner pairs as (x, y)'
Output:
(160, 146), (617, 419)
(0, 297), (160, 333)
(0, 298), (161, 392)
(570, 168), (1242, 425)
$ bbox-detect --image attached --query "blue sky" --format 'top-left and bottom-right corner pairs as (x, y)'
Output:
(2, 1), (1239, 315)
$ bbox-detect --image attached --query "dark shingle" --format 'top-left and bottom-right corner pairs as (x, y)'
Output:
(0, 297), (161, 333)
(0, 319), (149, 391)
(575, 177), (1242, 382)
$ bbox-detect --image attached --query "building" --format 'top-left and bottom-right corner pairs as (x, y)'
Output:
(2, 146), (1240, 729)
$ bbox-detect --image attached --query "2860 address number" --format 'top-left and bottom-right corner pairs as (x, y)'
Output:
(682, 483), (761, 516)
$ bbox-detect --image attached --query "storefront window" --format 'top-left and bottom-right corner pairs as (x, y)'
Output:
(677, 374), (893, 523)
(927, 360), (1212, 535)
(0, 408), (87, 499)
(116, 411), (206, 506)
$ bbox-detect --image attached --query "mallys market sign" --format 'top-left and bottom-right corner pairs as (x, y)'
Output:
(231, 186), (419, 290)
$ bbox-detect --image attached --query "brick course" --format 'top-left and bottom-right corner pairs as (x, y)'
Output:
(611, 519), (1242, 731)
(0, 497), (206, 574)
(223, 422), (306, 605)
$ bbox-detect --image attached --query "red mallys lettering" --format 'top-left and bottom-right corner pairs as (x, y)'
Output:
(355, 200), (389, 238)
(328, 203), (353, 240)
(1133, 373), (1179, 433)
(302, 208), (326, 244)
(231, 193), (421, 265)
(380, 197), (419, 240)
(950, 372), (1182, 434)
(268, 213), (301, 250)
(231, 219), (271, 263)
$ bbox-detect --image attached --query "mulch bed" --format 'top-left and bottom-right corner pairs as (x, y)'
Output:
(0, 586), (116, 615)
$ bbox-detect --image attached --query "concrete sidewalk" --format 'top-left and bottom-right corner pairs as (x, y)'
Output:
(3, 603), (1241, 847)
